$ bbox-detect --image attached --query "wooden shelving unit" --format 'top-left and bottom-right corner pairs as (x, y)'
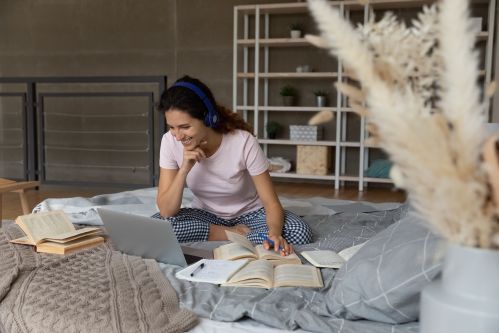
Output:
(233, 0), (496, 190)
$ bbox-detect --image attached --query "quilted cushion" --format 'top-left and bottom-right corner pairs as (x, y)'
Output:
(328, 211), (444, 324)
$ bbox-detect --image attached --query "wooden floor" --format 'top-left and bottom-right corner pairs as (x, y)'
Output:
(1, 182), (406, 220)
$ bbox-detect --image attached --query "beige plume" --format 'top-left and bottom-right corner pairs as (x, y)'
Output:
(308, 110), (334, 125)
(486, 81), (496, 98)
(335, 82), (365, 103)
(304, 34), (329, 49)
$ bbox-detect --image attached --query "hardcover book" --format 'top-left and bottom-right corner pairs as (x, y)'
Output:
(9, 210), (104, 254)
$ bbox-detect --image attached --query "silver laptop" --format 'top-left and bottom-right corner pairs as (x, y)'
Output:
(98, 208), (202, 267)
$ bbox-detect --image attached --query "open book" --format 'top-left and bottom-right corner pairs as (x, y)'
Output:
(9, 210), (104, 254)
(301, 242), (366, 269)
(213, 230), (301, 266)
(221, 260), (323, 289)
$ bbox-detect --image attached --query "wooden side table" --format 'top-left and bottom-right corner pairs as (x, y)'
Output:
(0, 178), (40, 227)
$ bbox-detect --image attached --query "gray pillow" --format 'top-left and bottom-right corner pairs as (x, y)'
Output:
(327, 212), (444, 324)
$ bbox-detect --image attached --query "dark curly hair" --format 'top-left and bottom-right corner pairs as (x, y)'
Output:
(158, 75), (253, 134)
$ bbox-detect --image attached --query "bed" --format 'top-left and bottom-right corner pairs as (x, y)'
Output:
(0, 187), (443, 332)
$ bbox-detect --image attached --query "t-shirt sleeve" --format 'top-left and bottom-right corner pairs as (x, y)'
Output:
(243, 133), (269, 176)
(159, 132), (180, 169)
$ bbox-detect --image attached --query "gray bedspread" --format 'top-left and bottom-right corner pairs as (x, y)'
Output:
(161, 206), (420, 333)
(32, 187), (424, 333)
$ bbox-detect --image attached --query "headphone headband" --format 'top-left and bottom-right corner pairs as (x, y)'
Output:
(172, 81), (218, 127)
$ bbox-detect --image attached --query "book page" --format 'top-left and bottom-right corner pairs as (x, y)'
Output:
(213, 243), (257, 261)
(9, 236), (35, 246)
(255, 245), (301, 263)
(225, 230), (257, 254)
(255, 245), (282, 260)
(274, 264), (323, 288)
(16, 211), (75, 244)
(224, 260), (274, 288)
(43, 227), (101, 243)
(35, 235), (104, 254)
(175, 259), (249, 284)
(301, 250), (345, 268)
(338, 242), (366, 261)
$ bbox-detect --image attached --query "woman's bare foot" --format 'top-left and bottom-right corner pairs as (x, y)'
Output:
(208, 224), (250, 241)
(229, 224), (250, 236)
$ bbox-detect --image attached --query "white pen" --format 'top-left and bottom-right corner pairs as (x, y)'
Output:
(190, 262), (205, 277)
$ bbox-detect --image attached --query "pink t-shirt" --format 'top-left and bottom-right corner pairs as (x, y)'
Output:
(159, 129), (269, 219)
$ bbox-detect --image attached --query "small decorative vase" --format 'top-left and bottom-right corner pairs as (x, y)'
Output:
(420, 244), (499, 333)
(316, 96), (327, 107)
(290, 30), (301, 38)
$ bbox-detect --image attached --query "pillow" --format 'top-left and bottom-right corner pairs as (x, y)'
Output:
(327, 211), (444, 324)
(364, 159), (392, 178)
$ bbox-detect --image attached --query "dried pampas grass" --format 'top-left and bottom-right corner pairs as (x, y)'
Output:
(308, 110), (334, 125)
(307, 0), (499, 248)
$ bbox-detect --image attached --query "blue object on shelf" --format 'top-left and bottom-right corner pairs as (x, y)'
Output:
(364, 159), (393, 178)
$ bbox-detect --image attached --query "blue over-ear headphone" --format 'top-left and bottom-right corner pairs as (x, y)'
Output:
(172, 81), (219, 128)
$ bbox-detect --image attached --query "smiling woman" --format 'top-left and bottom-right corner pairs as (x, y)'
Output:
(153, 76), (312, 255)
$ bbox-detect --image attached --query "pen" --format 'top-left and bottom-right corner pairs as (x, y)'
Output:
(190, 262), (205, 277)
(258, 232), (286, 253)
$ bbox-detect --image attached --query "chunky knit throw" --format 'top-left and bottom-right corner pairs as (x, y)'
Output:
(0, 221), (198, 333)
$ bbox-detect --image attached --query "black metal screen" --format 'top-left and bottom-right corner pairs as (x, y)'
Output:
(0, 76), (167, 188)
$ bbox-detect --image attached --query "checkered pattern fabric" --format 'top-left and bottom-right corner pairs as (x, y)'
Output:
(151, 207), (312, 244)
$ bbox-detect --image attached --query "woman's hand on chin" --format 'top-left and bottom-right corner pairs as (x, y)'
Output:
(180, 145), (207, 173)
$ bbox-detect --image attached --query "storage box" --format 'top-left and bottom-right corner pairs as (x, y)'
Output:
(296, 145), (331, 175)
(289, 125), (321, 141)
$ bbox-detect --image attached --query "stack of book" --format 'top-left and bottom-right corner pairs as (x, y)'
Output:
(10, 210), (104, 254)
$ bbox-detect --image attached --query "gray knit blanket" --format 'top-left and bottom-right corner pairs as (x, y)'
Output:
(0, 221), (198, 333)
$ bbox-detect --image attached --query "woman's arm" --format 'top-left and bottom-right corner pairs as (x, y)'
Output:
(156, 167), (188, 217)
(252, 171), (292, 255)
(157, 146), (206, 217)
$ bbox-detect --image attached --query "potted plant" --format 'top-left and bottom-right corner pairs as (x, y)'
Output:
(265, 121), (282, 139)
(314, 90), (328, 107)
(290, 23), (303, 38)
(280, 85), (298, 106)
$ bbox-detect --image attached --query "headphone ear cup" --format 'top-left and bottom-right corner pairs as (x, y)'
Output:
(204, 111), (218, 128)
(211, 113), (218, 127)
(204, 113), (211, 127)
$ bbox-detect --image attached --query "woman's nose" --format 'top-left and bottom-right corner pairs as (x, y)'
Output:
(171, 130), (183, 141)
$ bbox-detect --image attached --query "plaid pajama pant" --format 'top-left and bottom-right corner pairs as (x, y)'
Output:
(151, 207), (312, 244)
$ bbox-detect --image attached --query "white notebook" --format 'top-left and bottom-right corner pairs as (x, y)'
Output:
(301, 242), (366, 269)
(175, 259), (248, 284)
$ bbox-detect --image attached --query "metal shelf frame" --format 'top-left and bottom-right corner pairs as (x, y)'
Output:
(233, 0), (496, 190)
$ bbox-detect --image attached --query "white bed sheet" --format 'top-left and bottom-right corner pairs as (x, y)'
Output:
(33, 187), (402, 225)
(188, 318), (311, 333)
